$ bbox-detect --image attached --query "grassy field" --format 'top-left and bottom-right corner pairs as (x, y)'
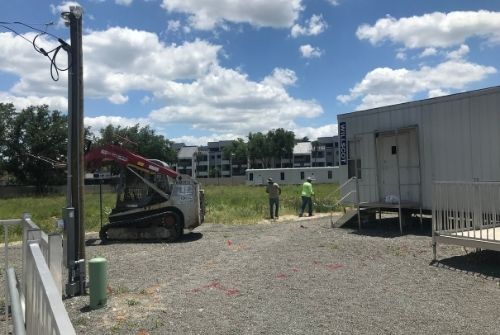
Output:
(205, 183), (340, 224)
(0, 183), (340, 241)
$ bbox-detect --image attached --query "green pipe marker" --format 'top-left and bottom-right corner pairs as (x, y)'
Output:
(89, 257), (108, 309)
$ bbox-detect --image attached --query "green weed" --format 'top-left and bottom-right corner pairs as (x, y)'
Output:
(126, 298), (140, 306)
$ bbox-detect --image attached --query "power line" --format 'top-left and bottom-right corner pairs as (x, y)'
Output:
(0, 20), (71, 81)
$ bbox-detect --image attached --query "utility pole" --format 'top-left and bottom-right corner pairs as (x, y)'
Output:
(62, 6), (86, 297)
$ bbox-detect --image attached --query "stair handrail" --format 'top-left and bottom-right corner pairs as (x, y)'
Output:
(328, 177), (362, 230)
(324, 176), (356, 208)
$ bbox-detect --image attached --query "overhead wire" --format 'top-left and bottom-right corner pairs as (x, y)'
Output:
(0, 20), (71, 81)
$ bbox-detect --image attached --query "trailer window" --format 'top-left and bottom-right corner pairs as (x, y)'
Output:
(280, 172), (285, 180)
(391, 145), (397, 155)
(249, 173), (253, 181)
(300, 171), (305, 180)
(328, 171), (332, 179)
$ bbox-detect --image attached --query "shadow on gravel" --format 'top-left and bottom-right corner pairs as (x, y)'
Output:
(79, 306), (92, 313)
(432, 250), (500, 280)
(341, 217), (432, 238)
(84, 232), (203, 246)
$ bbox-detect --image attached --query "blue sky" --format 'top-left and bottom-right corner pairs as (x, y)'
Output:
(1, 0), (500, 145)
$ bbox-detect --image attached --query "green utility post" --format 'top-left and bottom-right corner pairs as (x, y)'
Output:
(89, 257), (108, 309)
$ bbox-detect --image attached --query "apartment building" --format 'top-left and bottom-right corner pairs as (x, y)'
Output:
(173, 140), (247, 178)
(173, 136), (338, 178)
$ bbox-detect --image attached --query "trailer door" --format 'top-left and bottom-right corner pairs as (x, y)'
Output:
(377, 128), (420, 203)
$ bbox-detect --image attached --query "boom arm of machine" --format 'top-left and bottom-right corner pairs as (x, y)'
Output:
(85, 144), (180, 179)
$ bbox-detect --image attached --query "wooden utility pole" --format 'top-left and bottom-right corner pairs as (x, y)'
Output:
(62, 5), (86, 297)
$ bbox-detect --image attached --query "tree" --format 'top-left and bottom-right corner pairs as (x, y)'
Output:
(248, 132), (273, 168)
(223, 138), (248, 174)
(0, 103), (16, 173)
(96, 124), (177, 164)
(267, 128), (295, 167)
(3, 105), (67, 192)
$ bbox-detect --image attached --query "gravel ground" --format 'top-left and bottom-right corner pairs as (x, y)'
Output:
(2, 214), (500, 334)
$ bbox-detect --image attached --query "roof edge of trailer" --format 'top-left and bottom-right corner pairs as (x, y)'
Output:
(338, 85), (500, 119)
(246, 166), (339, 172)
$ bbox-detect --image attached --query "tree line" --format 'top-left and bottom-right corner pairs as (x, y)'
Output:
(0, 103), (306, 191)
(0, 103), (176, 192)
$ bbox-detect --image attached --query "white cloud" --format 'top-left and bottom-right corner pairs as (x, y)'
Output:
(108, 93), (129, 104)
(115, 0), (133, 6)
(446, 44), (469, 60)
(140, 96), (152, 105)
(171, 134), (238, 146)
(50, 1), (82, 27)
(0, 92), (67, 111)
(325, 0), (339, 6)
(161, 0), (303, 30)
(291, 14), (327, 38)
(396, 51), (407, 60)
(148, 64), (322, 135)
(299, 44), (323, 58)
(50, 1), (81, 15)
(262, 68), (297, 87)
(292, 124), (338, 140)
(338, 59), (496, 110)
(171, 123), (338, 146)
(428, 89), (449, 98)
(167, 20), (181, 32)
(419, 47), (437, 58)
(84, 116), (150, 133)
(356, 11), (500, 49)
(0, 26), (324, 141)
(82, 28), (221, 99)
(0, 32), (67, 97)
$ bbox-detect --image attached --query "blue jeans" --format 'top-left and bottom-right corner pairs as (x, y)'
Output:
(269, 198), (279, 218)
(300, 196), (313, 216)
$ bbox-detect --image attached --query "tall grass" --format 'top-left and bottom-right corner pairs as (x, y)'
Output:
(0, 192), (115, 241)
(203, 183), (340, 224)
(0, 183), (340, 241)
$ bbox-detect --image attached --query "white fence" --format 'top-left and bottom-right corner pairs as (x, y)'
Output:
(1, 215), (75, 335)
(432, 182), (500, 260)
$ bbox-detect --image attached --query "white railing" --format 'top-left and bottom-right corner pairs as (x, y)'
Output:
(433, 182), (500, 239)
(24, 243), (75, 335)
(330, 177), (361, 229)
(1, 215), (75, 335)
(432, 182), (500, 260)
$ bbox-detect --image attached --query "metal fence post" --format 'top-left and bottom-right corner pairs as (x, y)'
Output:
(355, 177), (361, 230)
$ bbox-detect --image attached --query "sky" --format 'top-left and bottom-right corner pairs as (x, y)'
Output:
(1, 0), (500, 145)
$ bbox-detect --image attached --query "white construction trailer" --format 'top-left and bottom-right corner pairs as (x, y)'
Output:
(336, 86), (500, 254)
(246, 167), (340, 186)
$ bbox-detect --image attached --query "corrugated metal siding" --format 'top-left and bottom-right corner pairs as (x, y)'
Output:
(338, 86), (500, 210)
(470, 93), (500, 181)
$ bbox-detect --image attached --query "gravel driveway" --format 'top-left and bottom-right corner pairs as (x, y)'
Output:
(2, 215), (500, 334)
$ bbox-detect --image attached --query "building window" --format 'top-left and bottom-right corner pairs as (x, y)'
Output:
(280, 172), (285, 180)
(391, 145), (397, 155)
(249, 173), (253, 181)
(300, 171), (305, 180)
(328, 171), (332, 179)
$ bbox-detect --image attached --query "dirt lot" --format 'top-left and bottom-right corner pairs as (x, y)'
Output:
(3, 214), (500, 334)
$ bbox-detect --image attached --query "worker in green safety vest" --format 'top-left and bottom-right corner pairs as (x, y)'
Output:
(299, 177), (314, 217)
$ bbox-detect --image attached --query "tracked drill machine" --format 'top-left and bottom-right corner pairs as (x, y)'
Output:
(85, 144), (205, 242)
